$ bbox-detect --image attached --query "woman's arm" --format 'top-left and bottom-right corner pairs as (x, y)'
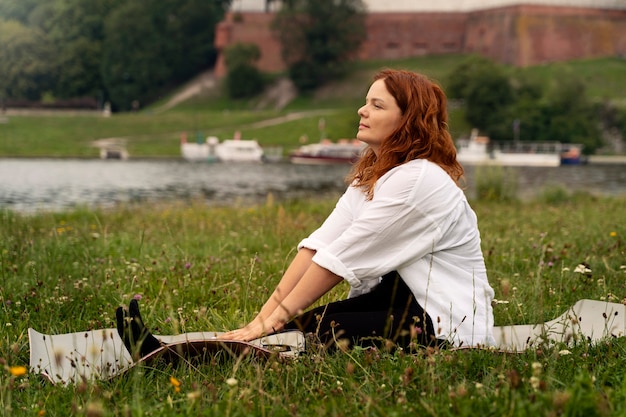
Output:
(219, 251), (342, 341)
(255, 248), (316, 325)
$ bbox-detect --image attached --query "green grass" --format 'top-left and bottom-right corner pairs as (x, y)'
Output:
(521, 56), (626, 102)
(2, 194), (626, 416)
(1, 55), (625, 158)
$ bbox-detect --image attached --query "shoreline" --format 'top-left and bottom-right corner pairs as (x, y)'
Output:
(1, 155), (625, 165)
(587, 155), (626, 164)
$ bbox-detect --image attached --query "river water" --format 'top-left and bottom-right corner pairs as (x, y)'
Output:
(0, 158), (624, 213)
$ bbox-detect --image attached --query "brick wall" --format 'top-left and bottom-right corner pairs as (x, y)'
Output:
(214, 6), (626, 77)
(360, 13), (467, 60)
(466, 5), (626, 66)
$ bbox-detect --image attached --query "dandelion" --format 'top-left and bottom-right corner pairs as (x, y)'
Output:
(610, 231), (617, 237)
(170, 376), (181, 393)
(225, 377), (238, 387)
(9, 365), (27, 377)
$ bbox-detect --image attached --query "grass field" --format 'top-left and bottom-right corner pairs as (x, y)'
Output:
(1, 55), (625, 158)
(2, 192), (626, 416)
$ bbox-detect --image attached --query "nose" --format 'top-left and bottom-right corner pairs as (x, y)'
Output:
(357, 105), (367, 117)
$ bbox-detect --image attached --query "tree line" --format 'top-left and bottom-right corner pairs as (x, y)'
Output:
(446, 56), (626, 154)
(0, 0), (231, 111)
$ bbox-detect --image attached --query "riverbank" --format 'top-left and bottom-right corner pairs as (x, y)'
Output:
(2, 196), (625, 415)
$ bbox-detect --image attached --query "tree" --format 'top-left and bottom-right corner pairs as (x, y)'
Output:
(448, 57), (603, 151)
(0, 0), (48, 24)
(0, 19), (56, 101)
(541, 73), (601, 151)
(101, 0), (230, 110)
(447, 55), (493, 98)
(272, 0), (366, 91)
(0, 0), (230, 110)
(224, 43), (265, 99)
(38, 0), (124, 100)
(463, 66), (514, 140)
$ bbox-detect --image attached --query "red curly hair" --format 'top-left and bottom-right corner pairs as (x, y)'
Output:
(348, 69), (464, 198)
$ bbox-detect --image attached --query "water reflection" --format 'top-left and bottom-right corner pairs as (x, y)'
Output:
(0, 159), (351, 212)
(0, 158), (624, 212)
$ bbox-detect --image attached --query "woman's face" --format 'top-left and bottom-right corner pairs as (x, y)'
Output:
(357, 79), (403, 155)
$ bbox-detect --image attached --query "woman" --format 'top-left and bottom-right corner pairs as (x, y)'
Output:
(118, 69), (495, 355)
(219, 69), (495, 350)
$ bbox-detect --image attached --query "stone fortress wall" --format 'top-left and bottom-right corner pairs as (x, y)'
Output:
(214, 0), (626, 76)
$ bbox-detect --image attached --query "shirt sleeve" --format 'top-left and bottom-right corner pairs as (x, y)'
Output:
(312, 162), (456, 290)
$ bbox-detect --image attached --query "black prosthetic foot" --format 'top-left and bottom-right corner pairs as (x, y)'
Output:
(116, 299), (163, 360)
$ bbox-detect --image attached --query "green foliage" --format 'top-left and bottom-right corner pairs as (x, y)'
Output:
(39, 0), (124, 100)
(0, 19), (56, 100)
(0, 0), (46, 24)
(447, 55), (498, 99)
(449, 56), (606, 152)
(224, 43), (265, 99)
(101, 1), (171, 111)
(0, 0), (230, 110)
(473, 165), (518, 202)
(447, 56), (515, 141)
(272, 0), (367, 91)
(224, 42), (261, 69)
(225, 64), (265, 99)
(537, 184), (572, 205)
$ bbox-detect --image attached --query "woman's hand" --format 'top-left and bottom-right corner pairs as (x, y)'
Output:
(218, 316), (283, 342)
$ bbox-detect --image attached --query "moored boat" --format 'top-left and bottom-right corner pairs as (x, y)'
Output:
(181, 133), (264, 163)
(456, 131), (584, 167)
(289, 139), (365, 165)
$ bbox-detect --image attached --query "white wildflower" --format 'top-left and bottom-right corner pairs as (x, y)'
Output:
(574, 264), (592, 274)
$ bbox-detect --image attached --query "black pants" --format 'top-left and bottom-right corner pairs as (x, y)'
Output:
(284, 272), (437, 350)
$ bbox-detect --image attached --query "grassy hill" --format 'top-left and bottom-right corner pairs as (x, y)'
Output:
(1, 55), (625, 158)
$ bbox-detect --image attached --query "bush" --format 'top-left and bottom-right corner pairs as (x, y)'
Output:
(474, 165), (518, 201)
(225, 64), (265, 99)
(538, 184), (571, 204)
(288, 60), (322, 92)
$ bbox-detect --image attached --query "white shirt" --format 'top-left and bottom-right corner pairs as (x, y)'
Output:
(298, 159), (495, 347)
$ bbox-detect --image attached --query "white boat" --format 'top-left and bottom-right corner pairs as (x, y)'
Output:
(289, 139), (365, 165)
(181, 134), (264, 163)
(456, 131), (566, 167)
(214, 139), (264, 162)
